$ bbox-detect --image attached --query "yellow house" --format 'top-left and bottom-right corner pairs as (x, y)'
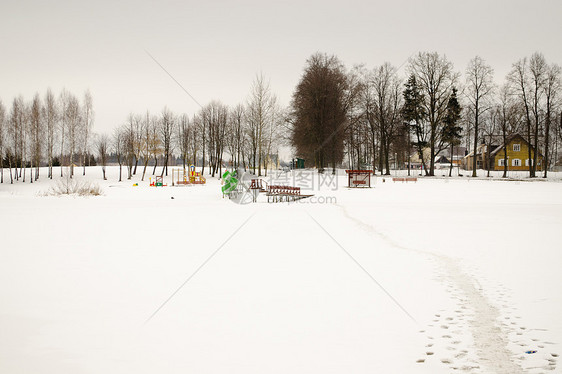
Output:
(489, 134), (543, 171)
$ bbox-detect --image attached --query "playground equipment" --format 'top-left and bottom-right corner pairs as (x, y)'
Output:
(149, 175), (167, 187)
(221, 169), (313, 203)
(172, 165), (206, 186)
(345, 170), (373, 188)
(222, 170), (239, 195)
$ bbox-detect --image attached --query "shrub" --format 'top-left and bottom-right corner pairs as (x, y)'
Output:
(43, 174), (103, 197)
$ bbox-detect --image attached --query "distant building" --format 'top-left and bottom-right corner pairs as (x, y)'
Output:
(489, 134), (543, 171)
(434, 155), (451, 169)
(442, 146), (467, 166)
(409, 146), (466, 170)
(463, 134), (543, 171)
(264, 154), (280, 170)
(463, 143), (496, 170)
(408, 148), (431, 170)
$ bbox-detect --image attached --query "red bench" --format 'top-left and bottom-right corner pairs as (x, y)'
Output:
(392, 177), (418, 183)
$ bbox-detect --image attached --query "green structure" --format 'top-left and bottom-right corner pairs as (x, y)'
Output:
(292, 158), (305, 169)
(221, 170), (239, 195)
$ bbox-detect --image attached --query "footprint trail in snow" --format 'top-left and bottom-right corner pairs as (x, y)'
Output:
(337, 204), (558, 373)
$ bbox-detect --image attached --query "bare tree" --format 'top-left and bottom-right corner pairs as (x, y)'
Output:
(352, 65), (375, 171)
(197, 111), (206, 176)
(202, 101), (228, 177)
(370, 62), (403, 175)
(408, 52), (458, 176)
(29, 93), (43, 182)
(140, 111), (152, 181)
(124, 114), (137, 179)
(177, 113), (191, 169)
(9, 96), (26, 182)
(0, 100), (5, 183)
(509, 53), (547, 177)
(543, 63), (561, 177)
(81, 90), (94, 176)
(497, 84), (521, 177)
(133, 115), (143, 176)
(465, 56), (495, 177)
(97, 133), (109, 180)
(65, 94), (81, 178)
(227, 104), (245, 169)
(482, 107), (498, 177)
(113, 127), (125, 182)
(58, 89), (68, 177)
(262, 103), (285, 176)
(246, 74), (278, 175)
(43, 89), (58, 179)
(149, 114), (161, 175)
(160, 107), (175, 176)
(189, 113), (201, 168)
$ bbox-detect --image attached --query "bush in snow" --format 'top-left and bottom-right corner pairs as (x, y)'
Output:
(43, 174), (103, 197)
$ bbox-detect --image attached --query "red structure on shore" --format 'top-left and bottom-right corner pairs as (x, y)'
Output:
(345, 170), (373, 188)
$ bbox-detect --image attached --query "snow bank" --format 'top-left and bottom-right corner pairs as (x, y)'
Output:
(0, 167), (560, 373)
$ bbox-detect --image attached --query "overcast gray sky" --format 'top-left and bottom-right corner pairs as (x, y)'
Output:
(1, 0), (561, 134)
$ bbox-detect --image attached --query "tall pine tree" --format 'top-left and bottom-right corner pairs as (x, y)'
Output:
(402, 74), (428, 175)
(442, 87), (462, 176)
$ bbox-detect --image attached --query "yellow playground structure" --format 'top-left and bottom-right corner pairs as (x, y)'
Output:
(172, 165), (206, 186)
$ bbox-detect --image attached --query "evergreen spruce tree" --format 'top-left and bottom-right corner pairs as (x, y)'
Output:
(402, 74), (428, 175)
(442, 87), (462, 177)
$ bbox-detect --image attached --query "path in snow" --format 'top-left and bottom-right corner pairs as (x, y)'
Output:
(337, 203), (558, 373)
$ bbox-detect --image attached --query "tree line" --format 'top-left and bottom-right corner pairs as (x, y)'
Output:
(104, 74), (287, 182)
(0, 89), (93, 184)
(1, 51), (561, 184)
(0, 73), (290, 184)
(291, 51), (562, 178)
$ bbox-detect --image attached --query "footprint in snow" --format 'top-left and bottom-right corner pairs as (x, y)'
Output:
(455, 351), (467, 359)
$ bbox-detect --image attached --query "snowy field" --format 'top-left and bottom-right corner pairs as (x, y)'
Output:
(1, 166), (561, 374)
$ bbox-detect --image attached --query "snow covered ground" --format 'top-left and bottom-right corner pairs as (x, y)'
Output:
(1, 166), (561, 373)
